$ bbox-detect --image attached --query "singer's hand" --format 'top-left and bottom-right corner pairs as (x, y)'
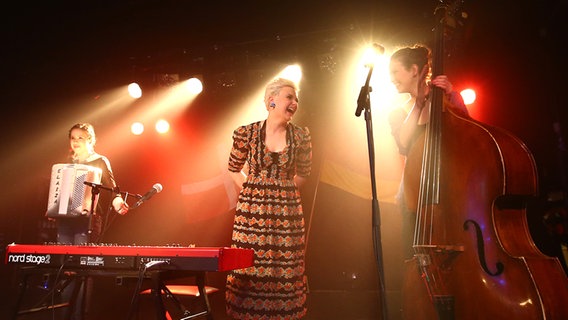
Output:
(112, 197), (129, 215)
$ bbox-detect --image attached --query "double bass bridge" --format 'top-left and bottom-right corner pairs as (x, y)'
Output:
(413, 244), (464, 270)
(412, 244), (464, 320)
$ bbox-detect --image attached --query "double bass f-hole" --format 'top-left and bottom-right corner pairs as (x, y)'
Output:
(463, 219), (505, 276)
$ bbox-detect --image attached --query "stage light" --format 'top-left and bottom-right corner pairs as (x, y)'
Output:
(352, 43), (394, 116)
(155, 119), (170, 134)
(131, 122), (144, 135)
(185, 77), (203, 95)
(279, 65), (302, 84)
(361, 44), (385, 68)
(128, 83), (142, 99)
(460, 88), (476, 105)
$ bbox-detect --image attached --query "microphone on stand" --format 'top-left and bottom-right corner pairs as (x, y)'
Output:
(356, 43), (386, 117)
(84, 181), (102, 188)
(132, 183), (163, 209)
(83, 181), (119, 193)
(372, 43), (385, 55)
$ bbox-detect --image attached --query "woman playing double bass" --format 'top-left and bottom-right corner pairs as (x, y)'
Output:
(388, 42), (568, 319)
(388, 44), (467, 260)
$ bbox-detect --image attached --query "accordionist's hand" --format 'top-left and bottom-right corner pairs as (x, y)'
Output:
(112, 196), (129, 215)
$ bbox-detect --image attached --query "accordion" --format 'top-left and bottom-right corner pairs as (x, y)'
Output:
(46, 163), (102, 218)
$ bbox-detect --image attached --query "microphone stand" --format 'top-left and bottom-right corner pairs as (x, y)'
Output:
(355, 64), (388, 320)
(86, 184), (101, 242)
(84, 181), (142, 242)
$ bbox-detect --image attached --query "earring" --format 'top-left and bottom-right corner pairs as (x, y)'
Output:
(270, 102), (276, 108)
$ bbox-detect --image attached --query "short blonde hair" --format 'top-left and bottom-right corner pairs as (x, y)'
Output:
(263, 78), (298, 107)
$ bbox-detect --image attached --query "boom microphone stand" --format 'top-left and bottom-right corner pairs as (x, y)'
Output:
(355, 59), (388, 320)
(84, 181), (142, 242)
(86, 183), (101, 242)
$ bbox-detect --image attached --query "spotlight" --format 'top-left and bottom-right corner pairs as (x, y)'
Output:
(131, 122), (144, 135)
(185, 77), (203, 95)
(361, 44), (384, 68)
(128, 83), (142, 99)
(460, 89), (476, 105)
(155, 119), (170, 134)
(279, 65), (302, 84)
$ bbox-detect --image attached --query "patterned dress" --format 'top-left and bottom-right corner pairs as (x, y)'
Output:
(226, 120), (312, 320)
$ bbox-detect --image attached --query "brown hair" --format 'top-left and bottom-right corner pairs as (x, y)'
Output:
(68, 123), (96, 145)
(391, 44), (432, 81)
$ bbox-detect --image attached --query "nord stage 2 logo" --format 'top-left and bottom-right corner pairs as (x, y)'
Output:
(7, 253), (52, 265)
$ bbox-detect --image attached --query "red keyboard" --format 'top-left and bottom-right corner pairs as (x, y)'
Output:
(5, 243), (254, 271)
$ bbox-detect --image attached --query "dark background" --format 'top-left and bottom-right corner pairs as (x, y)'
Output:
(1, 1), (567, 319)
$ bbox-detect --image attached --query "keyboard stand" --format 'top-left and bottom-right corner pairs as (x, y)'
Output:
(10, 266), (215, 320)
(129, 270), (214, 320)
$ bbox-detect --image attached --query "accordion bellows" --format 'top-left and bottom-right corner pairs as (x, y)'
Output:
(46, 163), (102, 218)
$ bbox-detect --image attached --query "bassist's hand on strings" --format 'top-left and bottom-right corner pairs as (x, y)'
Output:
(431, 75), (454, 95)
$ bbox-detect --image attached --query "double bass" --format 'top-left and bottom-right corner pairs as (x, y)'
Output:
(401, 1), (568, 319)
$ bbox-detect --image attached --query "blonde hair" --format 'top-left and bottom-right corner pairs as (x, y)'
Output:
(263, 78), (298, 107)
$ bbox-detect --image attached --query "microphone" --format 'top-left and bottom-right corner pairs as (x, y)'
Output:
(133, 183), (163, 208)
(362, 43), (386, 69)
(373, 43), (385, 55)
(356, 43), (385, 117)
(84, 181), (102, 188)
(83, 181), (118, 193)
